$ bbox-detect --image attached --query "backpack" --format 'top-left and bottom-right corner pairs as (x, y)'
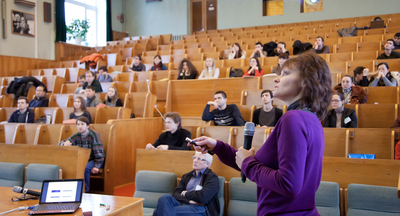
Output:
(34, 115), (47, 123)
(229, 67), (243, 78)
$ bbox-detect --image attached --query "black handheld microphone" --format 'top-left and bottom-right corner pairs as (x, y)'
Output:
(13, 186), (41, 197)
(241, 122), (255, 183)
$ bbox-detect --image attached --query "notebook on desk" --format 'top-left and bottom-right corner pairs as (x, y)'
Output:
(29, 179), (84, 215)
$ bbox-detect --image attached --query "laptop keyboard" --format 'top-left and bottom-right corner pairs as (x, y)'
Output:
(33, 204), (80, 211)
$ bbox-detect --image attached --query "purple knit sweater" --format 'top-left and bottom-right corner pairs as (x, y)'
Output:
(214, 110), (324, 215)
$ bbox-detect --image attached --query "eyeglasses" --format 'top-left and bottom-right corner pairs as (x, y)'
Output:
(192, 156), (207, 162)
(331, 99), (341, 103)
(164, 121), (175, 124)
(249, 60), (257, 63)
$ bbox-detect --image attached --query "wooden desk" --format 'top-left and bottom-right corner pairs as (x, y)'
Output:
(0, 187), (144, 216)
(0, 144), (91, 179)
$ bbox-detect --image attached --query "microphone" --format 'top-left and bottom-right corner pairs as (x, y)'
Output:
(13, 186), (41, 197)
(154, 105), (166, 122)
(241, 122), (255, 183)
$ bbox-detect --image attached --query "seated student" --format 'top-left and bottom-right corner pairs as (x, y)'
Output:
(250, 42), (267, 58)
(75, 75), (86, 94)
(29, 85), (48, 108)
(377, 39), (400, 59)
(97, 65), (113, 83)
(70, 96), (92, 123)
(198, 58), (220, 79)
(151, 55), (168, 71)
(86, 86), (103, 107)
(369, 62), (397, 87)
(59, 117), (104, 192)
(242, 57), (264, 77)
(334, 75), (367, 104)
(202, 91), (245, 126)
(228, 43), (246, 59)
(177, 58), (198, 80)
(145, 112), (191, 150)
(274, 41), (290, 56)
(271, 53), (289, 75)
(153, 152), (220, 216)
(8, 96), (35, 123)
(104, 86), (122, 107)
(128, 54), (146, 72)
(323, 92), (357, 128)
(394, 32), (400, 49)
(310, 36), (330, 54)
(252, 90), (283, 127)
(82, 71), (103, 93)
(352, 66), (370, 87)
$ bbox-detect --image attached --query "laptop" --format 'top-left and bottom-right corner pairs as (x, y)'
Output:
(29, 179), (84, 215)
(370, 20), (385, 29)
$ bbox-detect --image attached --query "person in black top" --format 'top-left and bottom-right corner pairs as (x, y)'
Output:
(202, 91), (245, 126)
(145, 112), (191, 150)
(323, 92), (357, 128)
(252, 90), (283, 127)
(177, 58), (198, 80)
(128, 55), (146, 72)
(352, 66), (370, 86)
(82, 71), (103, 93)
(104, 86), (123, 107)
(394, 33), (400, 50)
(377, 39), (400, 59)
(29, 85), (49, 108)
(153, 152), (220, 216)
(275, 41), (290, 56)
(310, 36), (330, 54)
(8, 97), (35, 123)
(69, 96), (92, 123)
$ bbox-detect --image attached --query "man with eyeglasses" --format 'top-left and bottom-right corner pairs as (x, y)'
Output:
(153, 152), (220, 216)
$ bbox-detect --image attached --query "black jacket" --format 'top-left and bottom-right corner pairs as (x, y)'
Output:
(29, 97), (49, 108)
(173, 168), (220, 216)
(252, 107), (283, 126)
(293, 40), (313, 55)
(6, 77), (47, 98)
(263, 41), (277, 56)
(8, 108), (35, 123)
(323, 108), (357, 128)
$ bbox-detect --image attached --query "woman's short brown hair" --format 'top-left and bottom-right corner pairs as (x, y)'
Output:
(164, 112), (182, 130)
(281, 52), (332, 120)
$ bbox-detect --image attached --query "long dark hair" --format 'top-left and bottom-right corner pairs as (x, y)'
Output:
(153, 55), (164, 68)
(74, 96), (87, 113)
(281, 52), (332, 120)
(232, 43), (243, 59)
(178, 58), (198, 76)
(376, 62), (393, 80)
(248, 57), (260, 71)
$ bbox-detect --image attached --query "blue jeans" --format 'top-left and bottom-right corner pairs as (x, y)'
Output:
(85, 160), (97, 192)
(153, 194), (207, 216)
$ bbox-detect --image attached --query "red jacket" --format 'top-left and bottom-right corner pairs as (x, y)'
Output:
(242, 69), (264, 77)
(80, 53), (104, 69)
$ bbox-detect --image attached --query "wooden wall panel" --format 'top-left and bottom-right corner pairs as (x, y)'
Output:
(0, 55), (54, 77)
(112, 31), (128, 41)
(55, 42), (92, 61)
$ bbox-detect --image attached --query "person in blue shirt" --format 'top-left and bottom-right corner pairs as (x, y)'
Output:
(97, 66), (113, 82)
(151, 55), (168, 71)
(29, 85), (48, 107)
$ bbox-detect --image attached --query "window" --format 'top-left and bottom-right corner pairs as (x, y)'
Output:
(65, 0), (106, 46)
(263, 0), (283, 16)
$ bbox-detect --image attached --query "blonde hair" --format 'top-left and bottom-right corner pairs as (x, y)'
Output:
(199, 58), (216, 78)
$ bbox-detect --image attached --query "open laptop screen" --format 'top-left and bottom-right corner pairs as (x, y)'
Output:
(39, 179), (84, 204)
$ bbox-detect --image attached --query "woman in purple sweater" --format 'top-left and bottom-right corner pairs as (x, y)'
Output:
(193, 53), (332, 216)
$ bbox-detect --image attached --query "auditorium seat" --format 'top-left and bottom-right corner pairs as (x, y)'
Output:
(329, 52), (353, 63)
(123, 92), (157, 117)
(352, 51), (378, 61)
(100, 82), (113, 93)
(334, 43), (358, 53)
(324, 128), (348, 157)
(94, 107), (132, 123)
(149, 81), (168, 115)
(348, 128), (395, 159)
(231, 127), (268, 152)
(109, 72), (134, 82)
(357, 104), (397, 128)
(366, 87), (398, 104)
(358, 41), (382, 52)
(240, 89), (286, 109)
(134, 170), (177, 216)
(346, 184), (400, 216)
(363, 28), (386, 36)
(24, 163), (61, 190)
(361, 34), (384, 42)
(228, 177), (257, 216)
(34, 107), (63, 124)
(35, 124), (65, 145)
(0, 162), (25, 187)
(108, 65), (126, 73)
(315, 181), (341, 216)
(196, 126), (234, 144)
(60, 83), (79, 94)
(339, 36), (361, 44)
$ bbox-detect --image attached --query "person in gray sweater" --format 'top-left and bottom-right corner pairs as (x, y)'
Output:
(369, 62), (397, 87)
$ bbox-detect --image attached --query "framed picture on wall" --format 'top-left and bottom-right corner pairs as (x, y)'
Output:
(11, 10), (35, 37)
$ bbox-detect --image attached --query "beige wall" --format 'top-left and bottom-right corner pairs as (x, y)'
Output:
(0, 0), (55, 60)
